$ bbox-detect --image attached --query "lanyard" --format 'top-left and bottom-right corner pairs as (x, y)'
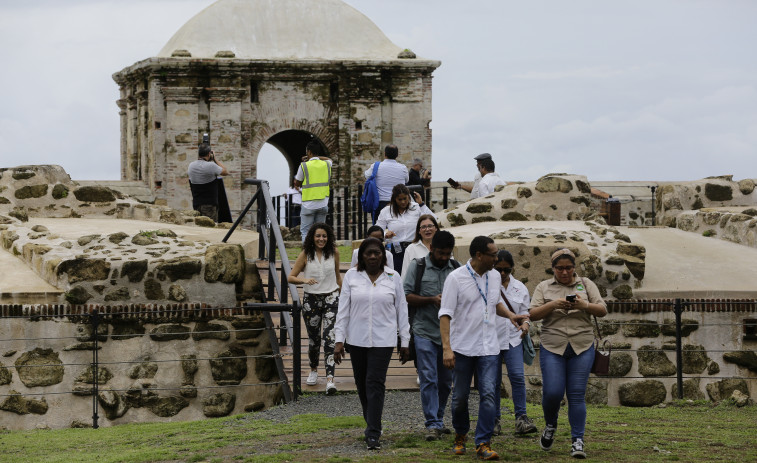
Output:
(466, 264), (490, 324)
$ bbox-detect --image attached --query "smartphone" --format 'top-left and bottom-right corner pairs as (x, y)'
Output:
(566, 294), (576, 302)
(447, 178), (460, 188)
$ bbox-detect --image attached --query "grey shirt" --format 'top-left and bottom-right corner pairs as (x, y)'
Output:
(188, 159), (223, 185)
(402, 255), (457, 345)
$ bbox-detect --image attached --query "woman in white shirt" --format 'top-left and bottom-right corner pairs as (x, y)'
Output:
(333, 237), (411, 450)
(375, 184), (434, 274)
(287, 223), (342, 395)
(400, 214), (439, 276)
(493, 250), (537, 436)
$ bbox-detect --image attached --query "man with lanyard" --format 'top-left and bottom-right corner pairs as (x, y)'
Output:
(439, 236), (529, 460)
(294, 140), (331, 242)
(403, 230), (458, 441)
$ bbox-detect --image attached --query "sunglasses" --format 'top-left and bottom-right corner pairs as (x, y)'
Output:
(496, 267), (512, 274)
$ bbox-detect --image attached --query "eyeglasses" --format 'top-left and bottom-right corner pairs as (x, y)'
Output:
(419, 225), (437, 230)
(496, 267), (512, 274)
(554, 266), (575, 272)
(484, 252), (498, 258)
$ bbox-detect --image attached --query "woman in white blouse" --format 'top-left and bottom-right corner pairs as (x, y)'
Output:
(400, 214), (439, 276)
(375, 184), (435, 274)
(287, 223), (342, 395)
(333, 237), (411, 450)
(493, 250), (537, 436)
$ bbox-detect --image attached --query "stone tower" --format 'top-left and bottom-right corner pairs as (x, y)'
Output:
(112, 0), (440, 214)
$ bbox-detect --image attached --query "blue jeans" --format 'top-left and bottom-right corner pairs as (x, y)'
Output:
(300, 206), (328, 242)
(415, 335), (452, 430)
(451, 353), (499, 445)
(496, 342), (527, 419)
(540, 343), (595, 439)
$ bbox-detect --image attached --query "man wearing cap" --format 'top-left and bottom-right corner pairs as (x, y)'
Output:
(476, 157), (505, 197)
(294, 140), (332, 241)
(449, 153), (491, 200)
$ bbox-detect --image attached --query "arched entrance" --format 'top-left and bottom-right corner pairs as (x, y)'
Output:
(265, 129), (329, 181)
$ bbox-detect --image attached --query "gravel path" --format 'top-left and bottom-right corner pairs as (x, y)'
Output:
(251, 389), (513, 434)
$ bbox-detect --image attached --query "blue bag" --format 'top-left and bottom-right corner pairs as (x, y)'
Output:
(360, 161), (381, 213)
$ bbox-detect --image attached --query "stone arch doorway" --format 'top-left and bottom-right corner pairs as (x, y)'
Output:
(264, 129), (329, 185)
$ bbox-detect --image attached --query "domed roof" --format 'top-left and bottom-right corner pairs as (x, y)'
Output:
(158, 0), (408, 60)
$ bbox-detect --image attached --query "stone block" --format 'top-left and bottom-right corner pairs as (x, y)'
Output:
(466, 202), (492, 213)
(612, 284), (634, 300)
(661, 318), (699, 337)
(14, 184), (48, 199)
(681, 345), (709, 374)
(204, 244), (245, 283)
(446, 213), (466, 227)
(705, 379), (748, 402)
(517, 187), (532, 198)
(637, 345), (676, 377)
(192, 322), (231, 341)
(52, 184), (69, 199)
(111, 322), (145, 340)
(232, 317), (266, 340)
(501, 211), (528, 221)
(145, 396), (189, 417)
(0, 390), (48, 415)
(722, 350), (757, 373)
(670, 378), (705, 400)
(704, 183), (733, 202)
(156, 257), (202, 281)
(618, 380), (667, 406)
(144, 279), (165, 300)
(202, 393), (236, 417)
(74, 323), (108, 342)
(472, 216), (496, 224)
(122, 260), (148, 283)
(501, 199), (518, 209)
(0, 362), (12, 385)
(255, 356), (277, 383)
(129, 360), (158, 379)
(195, 216), (216, 227)
(150, 324), (190, 341)
(738, 179), (755, 195)
(585, 378), (608, 405)
(210, 347), (248, 385)
(73, 186), (117, 203)
(98, 389), (130, 420)
(15, 348), (64, 387)
(75, 366), (113, 384)
(608, 352), (633, 377)
(57, 258), (111, 283)
(535, 176), (573, 193)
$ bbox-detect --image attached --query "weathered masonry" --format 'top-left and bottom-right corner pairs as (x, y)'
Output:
(112, 0), (440, 216)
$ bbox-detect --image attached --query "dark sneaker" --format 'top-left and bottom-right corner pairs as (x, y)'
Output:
(366, 437), (381, 450)
(540, 425), (556, 451)
(492, 418), (502, 436)
(425, 427), (440, 441)
(439, 427), (452, 435)
(571, 438), (586, 459)
(515, 415), (537, 434)
(475, 441), (500, 460)
(453, 433), (467, 455)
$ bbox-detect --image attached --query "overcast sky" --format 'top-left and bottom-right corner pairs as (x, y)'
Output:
(1, 0), (755, 197)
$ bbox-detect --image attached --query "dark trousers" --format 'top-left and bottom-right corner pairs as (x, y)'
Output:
(348, 345), (394, 439)
(371, 200), (390, 225)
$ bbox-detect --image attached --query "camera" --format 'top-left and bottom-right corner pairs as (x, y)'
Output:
(566, 294), (576, 303)
(202, 133), (210, 144)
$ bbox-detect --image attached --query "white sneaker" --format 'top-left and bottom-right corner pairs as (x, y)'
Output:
(326, 378), (337, 395)
(416, 375), (420, 385)
(306, 370), (318, 385)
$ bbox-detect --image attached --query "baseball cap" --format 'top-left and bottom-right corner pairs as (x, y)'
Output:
(474, 153), (492, 161)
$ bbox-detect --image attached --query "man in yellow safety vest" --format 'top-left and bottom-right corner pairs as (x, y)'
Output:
(294, 140), (332, 241)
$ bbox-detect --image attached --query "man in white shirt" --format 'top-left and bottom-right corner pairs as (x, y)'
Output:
(476, 157), (505, 197)
(449, 153), (491, 200)
(439, 236), (528, 460)
(364, 144), (409, 223)
(187, 143), (229, 222)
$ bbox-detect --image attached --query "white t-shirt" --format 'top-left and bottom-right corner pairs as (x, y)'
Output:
(478, 172), (505, 197)
(364, 159), (409, 201)
(188, 159), (223, 185)
(295, 159), (332, 210)
(495, 276), (531, 350)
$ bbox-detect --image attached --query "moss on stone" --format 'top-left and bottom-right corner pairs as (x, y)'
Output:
(65, 286), (93, 305)
(149, 324), (190, 341)
(472, 216), (496, 224)
(73, 186), (117, 203)
(57, 258), (111, 283)
(15, 348), (64, 387)
(704, 183), (733, 202)
(501, 211), (528, 221)
(447, 213), (467, 227)
(52, 184), (69, 199)
(466, 202), (493, 213)
(516, 187), (532, 198)
(501, 199), (518, 209)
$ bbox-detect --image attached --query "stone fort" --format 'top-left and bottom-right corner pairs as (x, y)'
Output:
(0, 0), (756, 430)
(113, 0), (439, 215)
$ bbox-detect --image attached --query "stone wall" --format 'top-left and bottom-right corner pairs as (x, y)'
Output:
(656, 176), (757, 226)
(510, 301), (757, 407)
(675, 208), (757, 248)
(0, 306), (284, 430)
(439, 174), (596, 227)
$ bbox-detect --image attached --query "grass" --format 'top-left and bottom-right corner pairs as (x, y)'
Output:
(1, 399), (754, 462)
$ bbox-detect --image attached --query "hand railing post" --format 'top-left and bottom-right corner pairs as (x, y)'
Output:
(91, 309), (100, 429)
(674, 298), (684, 400)
(292, 301), (301, 400)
